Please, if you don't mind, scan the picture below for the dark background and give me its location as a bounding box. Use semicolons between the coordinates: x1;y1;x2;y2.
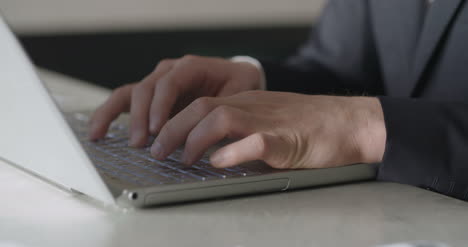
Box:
18;26;311;89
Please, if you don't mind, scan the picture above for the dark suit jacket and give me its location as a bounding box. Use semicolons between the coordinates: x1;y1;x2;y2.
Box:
262;0;468;200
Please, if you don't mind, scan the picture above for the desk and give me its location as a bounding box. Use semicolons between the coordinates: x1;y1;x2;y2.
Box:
1;69;467;247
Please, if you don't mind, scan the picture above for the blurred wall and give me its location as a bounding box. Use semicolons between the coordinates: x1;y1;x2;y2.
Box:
0;0;326;88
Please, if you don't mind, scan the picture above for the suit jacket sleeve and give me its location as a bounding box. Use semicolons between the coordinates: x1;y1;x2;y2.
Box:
378;97;468;200
261;0;384;95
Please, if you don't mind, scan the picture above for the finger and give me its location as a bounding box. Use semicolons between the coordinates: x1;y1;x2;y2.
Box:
129;60;175;147
150;96;219;160
182;106;260;165
88;84;133;140
147;72;179;134
209;132;291;169
128;81;154;147
148;56;214;134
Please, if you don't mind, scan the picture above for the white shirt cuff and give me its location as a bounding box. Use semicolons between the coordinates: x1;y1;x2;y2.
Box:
230;56;267;90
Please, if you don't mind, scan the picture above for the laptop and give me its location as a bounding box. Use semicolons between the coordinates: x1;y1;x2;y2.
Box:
0;14;377;208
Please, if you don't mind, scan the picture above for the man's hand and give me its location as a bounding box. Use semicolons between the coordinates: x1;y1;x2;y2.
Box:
89;55;263;146
151;91;387;169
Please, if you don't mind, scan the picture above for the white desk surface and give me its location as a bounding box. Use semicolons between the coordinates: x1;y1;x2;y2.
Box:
1;69;468;247
0;0;325;35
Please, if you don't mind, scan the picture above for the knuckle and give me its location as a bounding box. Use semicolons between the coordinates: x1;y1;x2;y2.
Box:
178;55;202;67
181;54;198;62
157;70;183;90
191;97;214;114
212;105;234;127
153;58;175;73
157;58;172;69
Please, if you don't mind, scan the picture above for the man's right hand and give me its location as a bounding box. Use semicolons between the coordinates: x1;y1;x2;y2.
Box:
88;55;263;147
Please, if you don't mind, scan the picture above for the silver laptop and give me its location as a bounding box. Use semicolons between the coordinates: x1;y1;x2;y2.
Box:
0;14;377;208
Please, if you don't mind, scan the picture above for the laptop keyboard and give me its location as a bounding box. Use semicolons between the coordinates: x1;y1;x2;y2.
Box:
66;113;267;187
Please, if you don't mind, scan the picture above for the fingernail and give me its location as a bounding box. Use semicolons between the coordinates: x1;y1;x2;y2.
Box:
151;141;164;159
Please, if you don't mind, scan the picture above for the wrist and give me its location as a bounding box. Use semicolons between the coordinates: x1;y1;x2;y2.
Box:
350;97;387;164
